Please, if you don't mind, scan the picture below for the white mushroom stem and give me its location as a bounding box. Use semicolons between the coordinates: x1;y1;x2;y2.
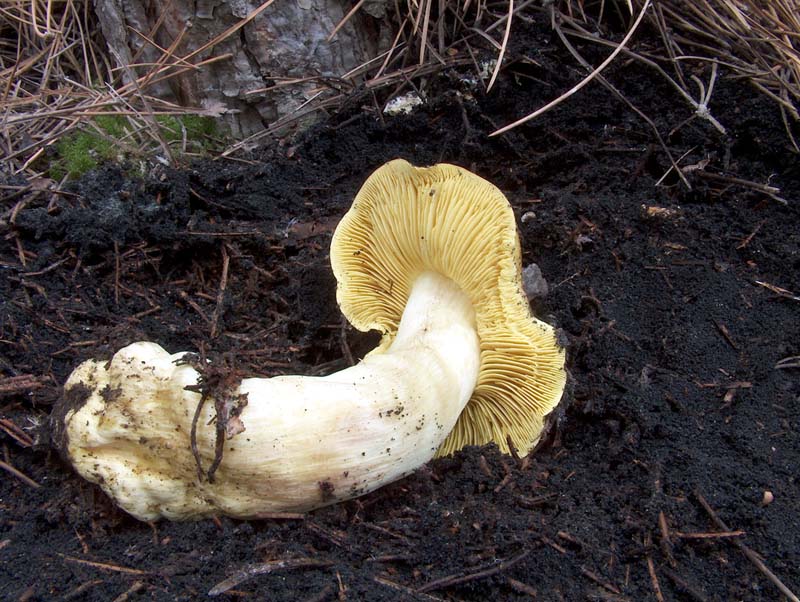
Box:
61;271;480;521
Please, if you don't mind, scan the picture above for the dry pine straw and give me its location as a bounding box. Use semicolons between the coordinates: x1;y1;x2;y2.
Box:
3;0;799;180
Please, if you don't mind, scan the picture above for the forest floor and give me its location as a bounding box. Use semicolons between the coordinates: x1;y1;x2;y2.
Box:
2;13;799;602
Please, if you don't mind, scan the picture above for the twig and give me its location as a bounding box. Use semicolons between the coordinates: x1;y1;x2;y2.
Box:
23;257;71;277
111;580;145;602
306;521;348;548
673;530;745;539
516;492;558;509
491;0;652;136
693;171;788;205
113;241;121;306
542;535;568;554
505;433;521;463
754;280;800;302
580;566;622;595
658;511;676;567
190;389;209;482
360;521;411;544
712;320;739;350
336;571;347;599
374;576;446;600
736;220;765;249
63;579;104;601
661;567;709;602
506;577;538;596
179;291;211;324
208;559;334;597
0;416;35;446
0;459;40;488
366;554;414;563
112;581;144;602
210;245;230;339
645;534;665;602
59;555;150;576
418;550;529;592
695;490;800;602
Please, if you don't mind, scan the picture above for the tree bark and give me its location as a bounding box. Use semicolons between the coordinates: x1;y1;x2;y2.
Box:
94;0;390;136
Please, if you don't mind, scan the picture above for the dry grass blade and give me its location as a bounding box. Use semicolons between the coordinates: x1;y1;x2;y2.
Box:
491;0;652;136
328;0;368;42
551;6;691;189
419;0;434;64
373;18;409;81
556;0;799;147
208;559;334;596
644;0;800;127
108;49;174;164
59;554;150;576
695;491;800;602
485;0;513;92
775;356;800;369
0;0;226;178
418;550;529;593
5;0;800;177
221;54;472;157
0;458;40;488
176;0;277;65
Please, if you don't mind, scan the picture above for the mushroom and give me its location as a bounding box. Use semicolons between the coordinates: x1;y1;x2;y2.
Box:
53;159;566;521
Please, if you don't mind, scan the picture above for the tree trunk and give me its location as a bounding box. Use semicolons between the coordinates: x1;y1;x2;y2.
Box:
94;0;390;136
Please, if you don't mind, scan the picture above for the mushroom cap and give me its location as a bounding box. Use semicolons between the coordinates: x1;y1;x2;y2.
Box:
330;159;566;456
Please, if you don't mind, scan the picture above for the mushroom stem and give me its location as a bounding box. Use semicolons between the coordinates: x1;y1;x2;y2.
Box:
58;271;480;521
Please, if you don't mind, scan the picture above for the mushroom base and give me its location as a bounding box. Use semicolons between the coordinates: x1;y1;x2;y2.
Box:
56;272;480;521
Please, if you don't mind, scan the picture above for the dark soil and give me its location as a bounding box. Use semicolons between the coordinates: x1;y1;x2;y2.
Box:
2;14;799;602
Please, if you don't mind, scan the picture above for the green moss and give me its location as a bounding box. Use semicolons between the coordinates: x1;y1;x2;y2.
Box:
50;129;117;180
156;114;218;146
47;114;225;180
94;114;128;138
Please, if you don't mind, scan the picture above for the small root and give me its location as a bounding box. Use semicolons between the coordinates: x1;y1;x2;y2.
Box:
182;352;249;483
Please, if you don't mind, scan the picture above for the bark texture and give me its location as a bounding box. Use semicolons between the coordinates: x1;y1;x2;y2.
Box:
94;0;390;135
